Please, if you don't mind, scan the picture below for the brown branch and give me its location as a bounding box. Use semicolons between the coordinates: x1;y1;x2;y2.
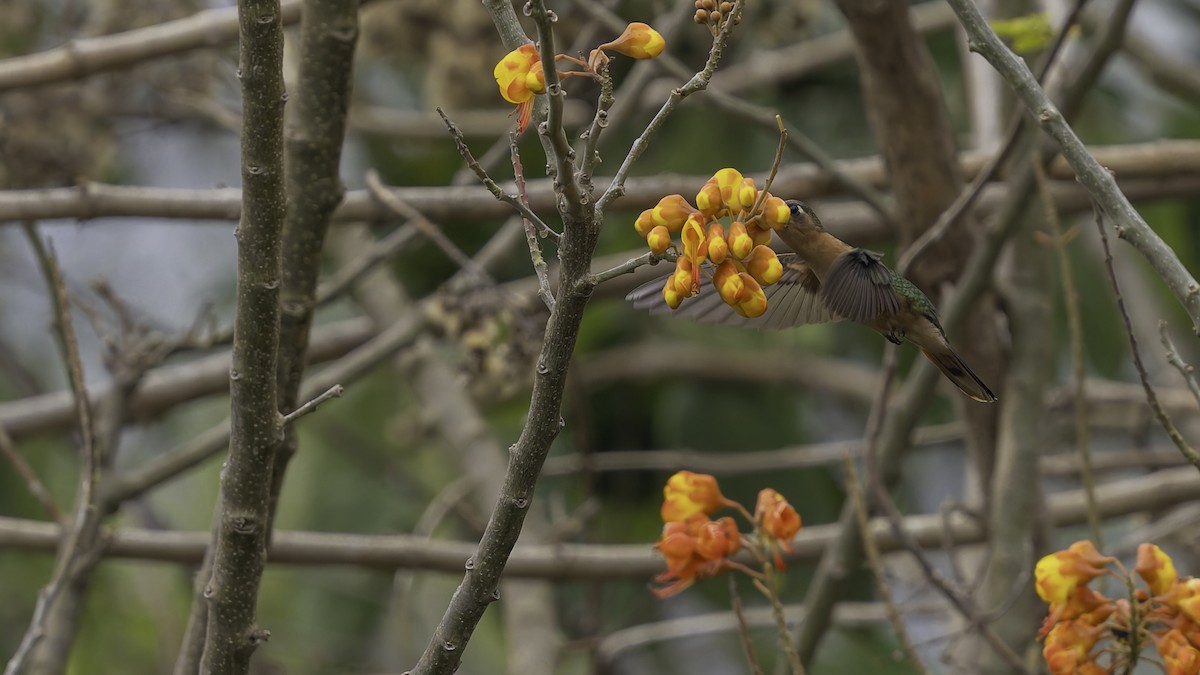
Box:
2;465;1197;572
195;0;287;670
1159;321;1200;408
1092;206;1200;470
0;2;303;92
0;317;372;441
947;0;1200;334
0;140;1199;224
0;423;61;522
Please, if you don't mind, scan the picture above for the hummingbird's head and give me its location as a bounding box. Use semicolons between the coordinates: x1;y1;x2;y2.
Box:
783;199;824;235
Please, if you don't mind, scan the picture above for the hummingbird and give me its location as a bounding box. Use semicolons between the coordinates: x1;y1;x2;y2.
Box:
627;199;998;402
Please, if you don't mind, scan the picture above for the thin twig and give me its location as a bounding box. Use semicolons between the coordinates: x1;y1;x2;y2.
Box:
728;575;766;675
7;224;98;675
1159;321;1200;408
946;0;1200;333
436;106;560;240
510;131;555;312
365;169;494;284
596;0;745;213
587;249;675;287
1091;205;1200;470
281;384;344;426
1033;158;1101;546
0;423;62;522
847;349;930;674
315;224;421;307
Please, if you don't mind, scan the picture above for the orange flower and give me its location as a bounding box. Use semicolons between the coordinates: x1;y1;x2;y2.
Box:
661;471;726;522
598;22;666;60
652;516;734;598
1155;629;1200;675
755;488;801;543
695;517;741;560
736;177;758;211
1035;540;1113;606
680;215;708;278
1042;618;1103;675
745;245;783;286
1136;543;1179;596
662;276;685;310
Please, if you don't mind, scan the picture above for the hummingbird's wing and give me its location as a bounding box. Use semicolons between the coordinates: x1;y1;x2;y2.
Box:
625;254;839;329
820;248;901;323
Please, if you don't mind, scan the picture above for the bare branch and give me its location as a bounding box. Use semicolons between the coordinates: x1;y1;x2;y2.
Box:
946;0;1200;334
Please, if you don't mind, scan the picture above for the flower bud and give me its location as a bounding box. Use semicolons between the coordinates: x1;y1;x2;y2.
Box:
733;273;767;318
712;260;744;305
705;223;728;264
737;177;758;211
746;245;783;286
661;471;726;521
727;221;753;259
662;277;684;309
755;488;801;542
713;168;744;210
761;195;789;229
695;179;724;217
746;222;773;247
634;208;657;238
673;256;698;296
646;225;672;255
652;194;695;232
600;22;666;60
1136;543;1178;596
696;517;741;560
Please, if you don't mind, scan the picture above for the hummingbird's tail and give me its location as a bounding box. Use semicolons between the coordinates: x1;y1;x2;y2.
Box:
920;347;998;403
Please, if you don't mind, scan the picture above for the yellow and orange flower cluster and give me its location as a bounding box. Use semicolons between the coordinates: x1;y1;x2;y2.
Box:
635;169;791;318
1036;540;1200;675
493;23;665;133
652;471;801;598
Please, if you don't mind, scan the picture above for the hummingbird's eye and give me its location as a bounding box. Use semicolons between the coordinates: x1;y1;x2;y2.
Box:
788;202;801;217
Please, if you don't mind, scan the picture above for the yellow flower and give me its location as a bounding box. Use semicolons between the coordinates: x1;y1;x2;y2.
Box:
713;168;744;211
494;44;546;105
1042;618;1103;675
661;471;726;522
733;273;767;318
646;225;671;255
712;261;744;305
736;177;757;211
726;220;752;259
695;179;724;217
745;245;783;286
1135;543;1178;596
705;223;728;264
634;209;657;238
1034;540;1113;606
662;276;685;309
599;22;666;60
760;195;790;229
652;194;696;232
